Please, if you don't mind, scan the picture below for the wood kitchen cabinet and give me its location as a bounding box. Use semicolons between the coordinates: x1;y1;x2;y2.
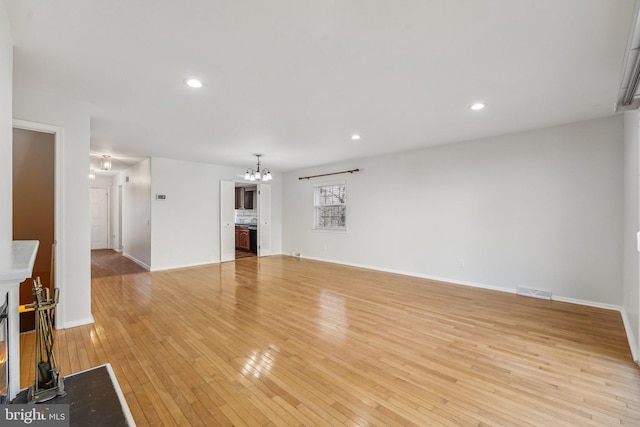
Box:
235;187;255;210
244;190;254;209
235;226;250;250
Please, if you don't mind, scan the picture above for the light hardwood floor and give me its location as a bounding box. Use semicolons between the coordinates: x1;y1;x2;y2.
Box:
20;255;640;426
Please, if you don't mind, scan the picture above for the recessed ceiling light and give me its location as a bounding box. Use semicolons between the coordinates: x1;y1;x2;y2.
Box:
185;78;203;88
470;102;486;110
351;134;361;141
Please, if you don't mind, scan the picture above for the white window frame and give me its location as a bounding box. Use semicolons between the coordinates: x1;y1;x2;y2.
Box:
313;182;347;231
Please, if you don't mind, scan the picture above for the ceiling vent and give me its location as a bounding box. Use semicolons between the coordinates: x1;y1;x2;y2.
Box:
616;2;640;111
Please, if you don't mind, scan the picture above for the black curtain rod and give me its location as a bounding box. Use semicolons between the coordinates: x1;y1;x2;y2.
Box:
298;168;360;180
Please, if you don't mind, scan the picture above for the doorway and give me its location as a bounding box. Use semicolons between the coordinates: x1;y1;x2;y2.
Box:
220;181;271;262
12;128;55;332
90;187;109;249
235;183;258;260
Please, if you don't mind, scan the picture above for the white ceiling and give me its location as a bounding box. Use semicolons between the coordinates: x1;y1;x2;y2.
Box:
5;0;637;172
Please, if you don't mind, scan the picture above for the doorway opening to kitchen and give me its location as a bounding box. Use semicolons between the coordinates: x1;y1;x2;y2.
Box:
234;183;258;259
220;180;271;262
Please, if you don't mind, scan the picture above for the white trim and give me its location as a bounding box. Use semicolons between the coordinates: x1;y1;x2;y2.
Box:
104;363;137;426
621;307;639;363
150;260;219;272
122;253;150;270
257;183;272;257
551;295;622;311
220;180;236;262
117;184;124;252
62;315;95;329
12;119;66;330
312;227;348;233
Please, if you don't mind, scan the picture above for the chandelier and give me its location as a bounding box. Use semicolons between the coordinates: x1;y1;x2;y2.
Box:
244;154;272;181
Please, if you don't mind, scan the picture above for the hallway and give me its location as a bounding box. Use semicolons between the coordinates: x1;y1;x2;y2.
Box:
91;250;147;278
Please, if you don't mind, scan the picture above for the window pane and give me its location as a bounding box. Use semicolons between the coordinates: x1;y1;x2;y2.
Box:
315;184;347;229
318;185;345;206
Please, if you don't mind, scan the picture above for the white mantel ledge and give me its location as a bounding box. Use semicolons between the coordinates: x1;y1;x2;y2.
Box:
0;240;39;285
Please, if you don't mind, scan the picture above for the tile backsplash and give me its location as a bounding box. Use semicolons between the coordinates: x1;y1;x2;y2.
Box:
235;210;257;224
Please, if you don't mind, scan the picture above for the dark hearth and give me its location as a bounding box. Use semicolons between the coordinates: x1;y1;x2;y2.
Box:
13;365;132;427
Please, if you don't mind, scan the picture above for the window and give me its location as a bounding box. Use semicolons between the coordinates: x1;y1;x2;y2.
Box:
314;184;346;230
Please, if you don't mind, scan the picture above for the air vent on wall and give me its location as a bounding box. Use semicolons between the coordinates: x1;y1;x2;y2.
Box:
517;286;552;300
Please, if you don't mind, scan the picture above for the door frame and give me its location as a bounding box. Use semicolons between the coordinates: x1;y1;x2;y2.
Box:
220;180;236;262
257;183;271;257
221;180;272;261
117;184;123;252
13;119;66;330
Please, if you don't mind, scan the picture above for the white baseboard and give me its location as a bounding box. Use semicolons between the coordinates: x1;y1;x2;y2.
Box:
551;295;621;311
63;315;95;329
150;260;220;272
122;253;150;270
621;307;639;363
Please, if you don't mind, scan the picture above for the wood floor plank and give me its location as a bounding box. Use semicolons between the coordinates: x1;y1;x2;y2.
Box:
18;255;640;426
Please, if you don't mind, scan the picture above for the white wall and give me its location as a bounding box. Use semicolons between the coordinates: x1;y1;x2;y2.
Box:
283;115;624;307
123;159;151;268
623;110;640;361
0;2;12;243
150;157;282;271
92;174;113;187
13;87;93;328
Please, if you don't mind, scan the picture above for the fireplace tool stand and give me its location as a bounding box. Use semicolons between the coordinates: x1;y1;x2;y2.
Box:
27;277;65;403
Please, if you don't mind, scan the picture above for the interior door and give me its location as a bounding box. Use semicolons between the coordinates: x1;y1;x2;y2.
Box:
258;184;272;256
220;180;235;262
90;187;109;249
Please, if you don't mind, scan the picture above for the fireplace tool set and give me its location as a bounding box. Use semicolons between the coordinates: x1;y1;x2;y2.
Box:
26;277;65;403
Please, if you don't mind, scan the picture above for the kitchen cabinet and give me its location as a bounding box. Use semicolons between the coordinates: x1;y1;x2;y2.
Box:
235;226;250;250
235;187;255;210
244;190;254;209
